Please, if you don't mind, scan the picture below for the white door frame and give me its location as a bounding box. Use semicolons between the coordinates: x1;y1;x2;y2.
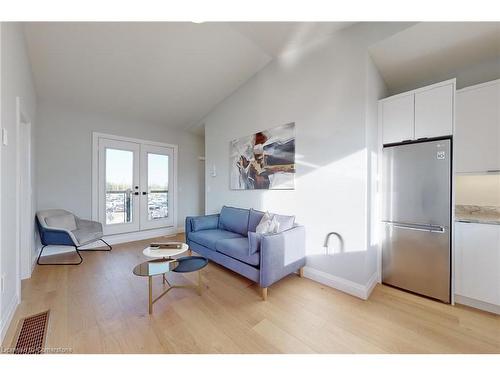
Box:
92;132;178;235
16;97;34;284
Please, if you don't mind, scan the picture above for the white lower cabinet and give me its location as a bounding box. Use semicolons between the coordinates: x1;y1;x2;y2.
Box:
455;222;500;310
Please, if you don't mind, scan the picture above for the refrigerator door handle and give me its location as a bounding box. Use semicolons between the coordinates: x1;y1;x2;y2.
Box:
383;221;446;233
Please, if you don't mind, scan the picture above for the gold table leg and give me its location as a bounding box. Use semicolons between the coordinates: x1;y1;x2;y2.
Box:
146;267;204;314
148;276;153;314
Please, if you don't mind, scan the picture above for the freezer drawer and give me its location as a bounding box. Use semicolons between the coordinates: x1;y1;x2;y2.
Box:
382;223;451;303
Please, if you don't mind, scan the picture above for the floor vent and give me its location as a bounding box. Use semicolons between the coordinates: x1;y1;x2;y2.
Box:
12;310;50;354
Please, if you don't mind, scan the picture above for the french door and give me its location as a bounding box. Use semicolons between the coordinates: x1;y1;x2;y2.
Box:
97;136;175;235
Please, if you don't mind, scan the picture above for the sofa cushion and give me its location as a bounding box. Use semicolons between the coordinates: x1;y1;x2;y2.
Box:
216;237;260;266
248;209;265;233
218;206;250;236
192;214;219;232
45;213;77;231
248;231;262;255
188;229;243;250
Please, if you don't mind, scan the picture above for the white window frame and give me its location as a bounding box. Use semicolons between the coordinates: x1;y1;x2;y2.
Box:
91;132;178;234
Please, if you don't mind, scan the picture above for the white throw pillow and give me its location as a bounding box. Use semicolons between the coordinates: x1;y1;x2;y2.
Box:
269;215;280;234
255;212;281;234
255;212;272;234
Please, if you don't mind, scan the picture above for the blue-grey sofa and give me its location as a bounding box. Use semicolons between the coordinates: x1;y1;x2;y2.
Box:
185;206;306;300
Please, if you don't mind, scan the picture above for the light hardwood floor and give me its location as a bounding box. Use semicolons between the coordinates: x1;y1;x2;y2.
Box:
3;234;499;354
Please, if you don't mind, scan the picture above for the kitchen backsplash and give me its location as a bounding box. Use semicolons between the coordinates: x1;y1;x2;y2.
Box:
455;174;500;207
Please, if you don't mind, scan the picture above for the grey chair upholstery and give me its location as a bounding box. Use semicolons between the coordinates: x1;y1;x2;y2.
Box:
36;209;111;265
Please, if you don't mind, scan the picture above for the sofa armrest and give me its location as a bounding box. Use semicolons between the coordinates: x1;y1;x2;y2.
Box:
259;225;306;288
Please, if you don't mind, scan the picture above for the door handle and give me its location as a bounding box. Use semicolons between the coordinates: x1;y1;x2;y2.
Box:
384;221;446;233
392;225;446;233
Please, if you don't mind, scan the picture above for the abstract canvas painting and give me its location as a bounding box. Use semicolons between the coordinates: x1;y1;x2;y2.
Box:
230;123;295;190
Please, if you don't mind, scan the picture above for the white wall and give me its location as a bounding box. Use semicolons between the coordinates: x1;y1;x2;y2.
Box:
203;23;409;291
35;100;205;231
366;55;388;282
0;22;37;342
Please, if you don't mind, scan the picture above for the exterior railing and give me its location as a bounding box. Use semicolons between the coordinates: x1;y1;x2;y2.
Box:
106;189;169;223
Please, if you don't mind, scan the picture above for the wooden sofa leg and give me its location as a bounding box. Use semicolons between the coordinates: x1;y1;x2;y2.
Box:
261;287;268;301
299;267;304;278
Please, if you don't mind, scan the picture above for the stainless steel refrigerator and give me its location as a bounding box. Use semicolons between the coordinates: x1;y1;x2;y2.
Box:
381;138;451;303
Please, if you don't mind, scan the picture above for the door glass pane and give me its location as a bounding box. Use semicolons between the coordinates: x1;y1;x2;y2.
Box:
148;153;169;220
105;148;133;224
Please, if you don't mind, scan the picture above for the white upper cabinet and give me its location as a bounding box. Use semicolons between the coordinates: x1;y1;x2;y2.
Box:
455;80;500;173
415;84;454;139
382;94;414;144
380;79;455;145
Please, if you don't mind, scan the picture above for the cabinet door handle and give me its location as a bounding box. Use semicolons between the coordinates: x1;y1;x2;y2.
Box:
487;169;500;173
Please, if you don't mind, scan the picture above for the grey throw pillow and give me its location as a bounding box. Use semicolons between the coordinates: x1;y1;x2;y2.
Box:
248;231;262;255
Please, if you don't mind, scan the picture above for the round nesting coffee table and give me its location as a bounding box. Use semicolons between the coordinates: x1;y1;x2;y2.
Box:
142;242;189;259
133;256;208;314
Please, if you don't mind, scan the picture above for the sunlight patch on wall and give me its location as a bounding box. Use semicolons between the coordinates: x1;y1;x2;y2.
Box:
262;148;369;256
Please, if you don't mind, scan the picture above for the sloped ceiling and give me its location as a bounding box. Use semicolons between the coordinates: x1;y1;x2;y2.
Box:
369;22;500;94
24;22;354;133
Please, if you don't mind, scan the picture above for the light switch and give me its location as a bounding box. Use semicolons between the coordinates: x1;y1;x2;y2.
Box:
2;128;7;146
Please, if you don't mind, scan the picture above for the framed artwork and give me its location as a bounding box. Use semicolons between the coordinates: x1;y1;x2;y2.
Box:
230;122;295;190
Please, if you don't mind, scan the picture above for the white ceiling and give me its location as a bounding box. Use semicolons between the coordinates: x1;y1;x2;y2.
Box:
369;22;500;94
24;22;353;133
227;22;355;57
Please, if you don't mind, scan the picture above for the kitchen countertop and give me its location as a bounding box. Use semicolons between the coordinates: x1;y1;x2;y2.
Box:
455;205;500;225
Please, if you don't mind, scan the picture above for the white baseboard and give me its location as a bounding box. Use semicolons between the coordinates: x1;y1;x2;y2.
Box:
98;226;180;246
455;294;500;315
0;293;20;345
364;272;379;299
303;267;379;300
